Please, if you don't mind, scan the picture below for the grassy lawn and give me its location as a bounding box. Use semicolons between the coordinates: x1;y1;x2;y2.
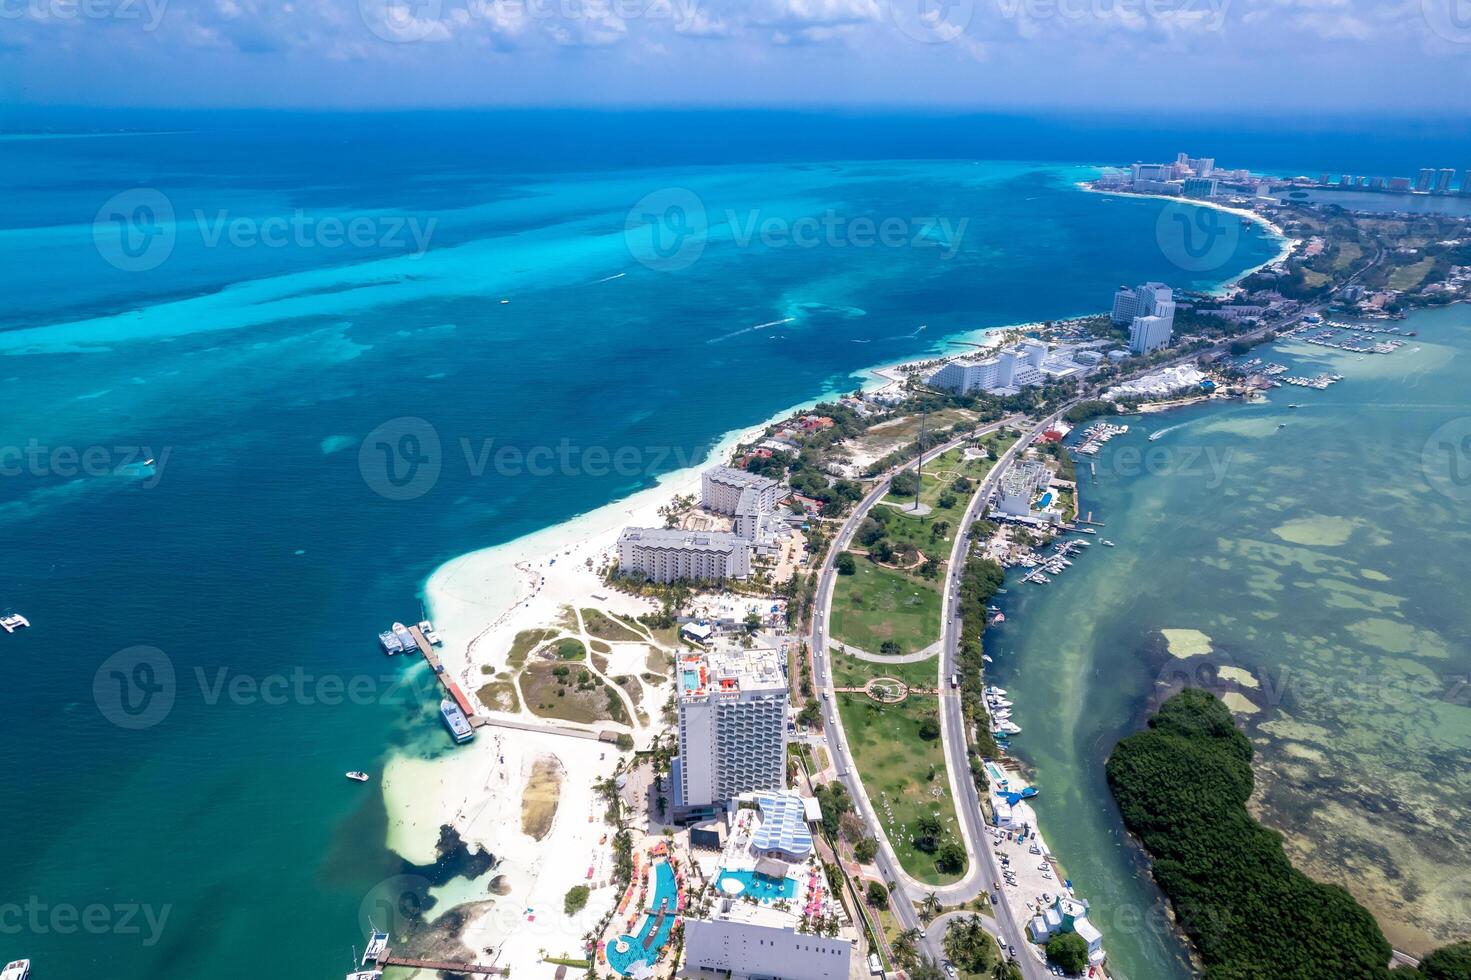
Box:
581;607;646;642
837;693;966;885
1333;241;1363;271
508;628;558;670
830;561;941;655
831;649;942;691
519;661;625;725
1389;256;1436;291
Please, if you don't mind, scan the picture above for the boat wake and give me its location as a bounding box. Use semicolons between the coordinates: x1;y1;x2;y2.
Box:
591;271;626;284
1149;422;1187;442
706;316;797;345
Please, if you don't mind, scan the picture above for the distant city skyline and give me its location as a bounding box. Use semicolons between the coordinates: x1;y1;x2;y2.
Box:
6;0;1471;109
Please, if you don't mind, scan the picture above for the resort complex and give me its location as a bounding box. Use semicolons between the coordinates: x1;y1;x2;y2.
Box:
673;647;789;817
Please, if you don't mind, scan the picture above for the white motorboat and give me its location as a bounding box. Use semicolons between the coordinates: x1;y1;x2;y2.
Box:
0;614;29;634
1;960;29;980
345;771;370;783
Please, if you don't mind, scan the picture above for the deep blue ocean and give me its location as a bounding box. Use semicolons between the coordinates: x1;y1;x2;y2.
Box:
0;110;1459;980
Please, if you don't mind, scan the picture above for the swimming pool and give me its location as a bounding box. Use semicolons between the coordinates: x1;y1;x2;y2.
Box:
716;868;797;901
607;860;679;976
1037;491;1054;508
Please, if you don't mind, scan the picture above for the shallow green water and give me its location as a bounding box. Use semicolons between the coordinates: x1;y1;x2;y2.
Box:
989;305;1471;976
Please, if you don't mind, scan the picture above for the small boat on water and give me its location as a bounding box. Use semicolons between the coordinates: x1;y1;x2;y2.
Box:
362;930;389;964
1102;540;1115;547
0;614;30;634
1;960;30;980
345;771;370;783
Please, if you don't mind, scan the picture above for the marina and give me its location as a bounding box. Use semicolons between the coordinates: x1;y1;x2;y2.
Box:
1071;422;1128;457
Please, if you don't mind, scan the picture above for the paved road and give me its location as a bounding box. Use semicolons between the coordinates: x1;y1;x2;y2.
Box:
807;416;1024;950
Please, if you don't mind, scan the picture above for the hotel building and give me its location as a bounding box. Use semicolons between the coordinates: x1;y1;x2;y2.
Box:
702;465;783;516
684;792;856;980
617;528;752;584
673;648;788;815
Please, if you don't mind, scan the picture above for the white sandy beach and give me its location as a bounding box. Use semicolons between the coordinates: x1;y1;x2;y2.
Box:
375;180;1300;976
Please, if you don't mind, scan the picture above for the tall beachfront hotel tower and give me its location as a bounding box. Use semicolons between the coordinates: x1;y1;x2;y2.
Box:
673;648;788;817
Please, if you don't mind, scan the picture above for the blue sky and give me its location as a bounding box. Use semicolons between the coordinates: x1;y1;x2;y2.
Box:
4;0;1471;109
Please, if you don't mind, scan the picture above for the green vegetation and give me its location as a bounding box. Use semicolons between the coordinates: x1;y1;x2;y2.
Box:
554;637;586;660
475;680;520;713
955;556;1007;761
1105;689;1454;979
836;692;965;884
519;661;622;725
866;880;889;908
1390;256;1437;291
836;552;857;575
581;607;645;642
564;885;590;916
943;914;1000;975
1419;942;1471;980
507;628;558;670
829;648;938;691
1045;933;1088;975
830;560;940;655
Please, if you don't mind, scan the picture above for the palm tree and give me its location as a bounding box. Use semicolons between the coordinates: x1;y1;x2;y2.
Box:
892;928;922;968
920;891;942;922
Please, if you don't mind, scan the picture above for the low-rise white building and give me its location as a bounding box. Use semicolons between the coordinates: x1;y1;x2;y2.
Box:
684;792;856;980
617;528;751;584
1027;895;1106;969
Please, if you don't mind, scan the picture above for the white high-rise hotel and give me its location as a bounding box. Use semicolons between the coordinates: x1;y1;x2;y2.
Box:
675;648;788;810
1112;282;1176;354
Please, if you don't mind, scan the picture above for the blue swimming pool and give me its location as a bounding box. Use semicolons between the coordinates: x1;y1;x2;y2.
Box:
607;860;679;976
1037;491;1054;508
716;868;797;901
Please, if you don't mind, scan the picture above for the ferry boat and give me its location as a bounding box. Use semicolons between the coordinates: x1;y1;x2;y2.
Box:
1;960;29;980
0;614;29;634
440;699;475;744
345;771;370;782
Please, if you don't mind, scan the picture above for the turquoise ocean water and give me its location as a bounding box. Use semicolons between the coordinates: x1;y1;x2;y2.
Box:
990;305;1471;973
0;110;1439;979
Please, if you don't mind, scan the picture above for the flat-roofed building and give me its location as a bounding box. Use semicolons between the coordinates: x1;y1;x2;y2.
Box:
617;528;751;584
674;649;787;812
702;465;783;516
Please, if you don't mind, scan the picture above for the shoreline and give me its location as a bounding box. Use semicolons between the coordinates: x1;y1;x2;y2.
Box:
378;178;1297;974
1076;183;1299;294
